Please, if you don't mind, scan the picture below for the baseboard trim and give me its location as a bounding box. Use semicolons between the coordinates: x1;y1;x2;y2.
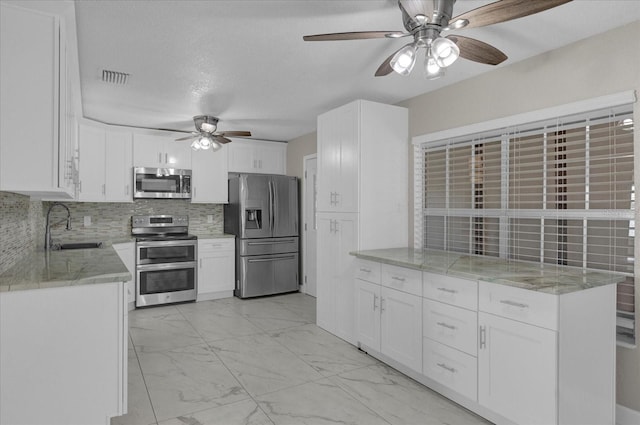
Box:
617;404;640;425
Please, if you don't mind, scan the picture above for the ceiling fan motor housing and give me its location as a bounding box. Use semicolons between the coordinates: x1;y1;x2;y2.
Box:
194;115;219;133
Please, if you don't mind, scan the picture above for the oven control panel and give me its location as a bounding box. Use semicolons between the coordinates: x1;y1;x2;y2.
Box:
132;215;189;228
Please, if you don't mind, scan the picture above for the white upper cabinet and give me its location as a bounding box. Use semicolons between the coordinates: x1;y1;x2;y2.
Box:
191;146;229;203
77;122;132;202
227;139;286;175
133;133;192;169
0;2;80;199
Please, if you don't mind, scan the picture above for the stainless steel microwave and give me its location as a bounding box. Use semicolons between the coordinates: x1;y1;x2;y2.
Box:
133;167;192;199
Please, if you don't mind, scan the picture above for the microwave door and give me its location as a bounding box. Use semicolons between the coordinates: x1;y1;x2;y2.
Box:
240;174;272;239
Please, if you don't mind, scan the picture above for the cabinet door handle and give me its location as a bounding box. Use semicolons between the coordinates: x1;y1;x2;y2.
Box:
499;300;529;309
334;192;339;205
359;268;371;273
479;325;486;349
102;184;106;195
437;287;458;294
193;187;197;198
437;363;456;373
380;297;385;312
165;153;168;164
125;184;129;195
158;152;162;163
391;276;406;282
373;294;378;311
436;321;456;330
199;258;202;268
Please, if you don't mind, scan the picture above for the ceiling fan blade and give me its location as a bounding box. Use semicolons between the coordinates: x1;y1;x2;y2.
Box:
450;0;572;30
303;31;406;41
214;135;233;145
218;130;251;137
447;35;507;65
175;134;198;142
374;52;396;77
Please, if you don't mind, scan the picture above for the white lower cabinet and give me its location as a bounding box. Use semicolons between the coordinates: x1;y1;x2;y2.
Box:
351;257;616;425
197;238;235;301
316;213;358;344
478;312;557;425
113;242;135;307
355;261;422;373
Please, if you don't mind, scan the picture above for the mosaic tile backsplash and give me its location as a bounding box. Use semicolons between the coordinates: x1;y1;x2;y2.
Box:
0;191;224;274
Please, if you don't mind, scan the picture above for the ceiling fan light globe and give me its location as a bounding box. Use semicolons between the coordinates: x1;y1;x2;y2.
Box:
201;122;216;133
425;53;445;80
390;43;417;76
432;37;459;68
198;136;213;149
211;141;223;152
190;140;201;151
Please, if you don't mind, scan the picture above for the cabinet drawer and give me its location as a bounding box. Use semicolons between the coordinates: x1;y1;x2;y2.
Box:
381;264;421;296
355;259;381;284
423;273;477;311
423;299;477;356
423;338;477;402
479;281;558;330
198;238;234;252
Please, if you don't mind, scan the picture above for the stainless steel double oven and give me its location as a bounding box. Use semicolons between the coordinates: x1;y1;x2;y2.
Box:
133;215;197;307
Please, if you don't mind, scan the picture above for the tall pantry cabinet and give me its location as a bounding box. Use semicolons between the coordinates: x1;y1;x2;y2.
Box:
316;100;408;344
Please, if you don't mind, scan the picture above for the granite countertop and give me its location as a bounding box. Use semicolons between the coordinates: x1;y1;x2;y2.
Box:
0;246;131;293
351;248;626;295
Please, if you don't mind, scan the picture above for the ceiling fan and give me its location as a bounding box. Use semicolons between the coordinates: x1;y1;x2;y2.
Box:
175;115;252;151
303;0;572;79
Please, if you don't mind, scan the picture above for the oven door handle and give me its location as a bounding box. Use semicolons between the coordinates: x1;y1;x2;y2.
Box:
136;261;197;272
136;240;197;249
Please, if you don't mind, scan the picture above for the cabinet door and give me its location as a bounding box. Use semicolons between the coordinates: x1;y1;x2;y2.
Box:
256;142;286;174
133;134;163;168
380;286;422;372
164;139;192;169
333;102;359;212
316;214;336;332
227;140;257;173
478;312;557;425
0;4;60;194
317;112;339;211
355;279;380;351
105;130;133;202
198;251;234;295
192;145;228;203
333;215;357;344
78;124;106;201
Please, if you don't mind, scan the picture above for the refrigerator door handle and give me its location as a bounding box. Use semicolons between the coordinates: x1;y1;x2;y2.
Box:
268;179;275;234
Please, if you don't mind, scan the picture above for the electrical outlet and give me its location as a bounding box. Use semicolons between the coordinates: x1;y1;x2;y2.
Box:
84;216;91;227
207;214;214;224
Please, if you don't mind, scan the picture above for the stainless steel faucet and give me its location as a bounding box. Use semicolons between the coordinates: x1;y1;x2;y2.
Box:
45;202;72;250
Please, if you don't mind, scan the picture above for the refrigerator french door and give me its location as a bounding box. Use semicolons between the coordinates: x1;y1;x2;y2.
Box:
225;173;299;298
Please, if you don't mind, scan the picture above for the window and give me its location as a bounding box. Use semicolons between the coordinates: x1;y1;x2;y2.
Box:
415;101;636;345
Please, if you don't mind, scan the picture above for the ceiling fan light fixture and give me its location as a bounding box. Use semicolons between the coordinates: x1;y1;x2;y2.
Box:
390;42;418;76
431;37;460;68
201;122;216;133
425;50;445;80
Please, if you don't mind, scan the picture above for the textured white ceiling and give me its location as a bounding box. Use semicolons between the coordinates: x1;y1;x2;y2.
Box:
75;1;640;142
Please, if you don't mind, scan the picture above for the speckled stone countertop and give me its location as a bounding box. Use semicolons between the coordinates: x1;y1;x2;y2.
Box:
351;248;626;295
0;246;131;293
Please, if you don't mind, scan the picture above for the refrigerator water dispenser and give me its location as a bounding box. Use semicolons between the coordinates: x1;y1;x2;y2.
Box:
245;209;262;229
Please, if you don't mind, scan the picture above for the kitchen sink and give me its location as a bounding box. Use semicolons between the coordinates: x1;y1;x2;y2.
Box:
57;242;104;250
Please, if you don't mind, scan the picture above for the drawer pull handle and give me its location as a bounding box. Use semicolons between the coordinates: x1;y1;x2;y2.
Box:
391;276;406;282
437;287;458;294
436;321;456;330
500;300;529;309
360;268;371;273
437;363;456;373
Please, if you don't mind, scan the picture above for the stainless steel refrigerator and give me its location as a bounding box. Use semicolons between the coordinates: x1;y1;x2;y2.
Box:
224;173;299;298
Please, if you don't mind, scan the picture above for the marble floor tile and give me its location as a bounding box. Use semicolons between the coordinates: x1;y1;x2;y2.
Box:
269;324;378;376
255;378;390;425
111;349;157;425
129;307;205;353
330;364;490;425
208;333;324;397
137;344;249;421
179;303;265;342
157;399;273;425
228;299;313;332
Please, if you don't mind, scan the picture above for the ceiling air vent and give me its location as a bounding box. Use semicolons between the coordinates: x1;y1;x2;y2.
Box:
101;69;130;85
